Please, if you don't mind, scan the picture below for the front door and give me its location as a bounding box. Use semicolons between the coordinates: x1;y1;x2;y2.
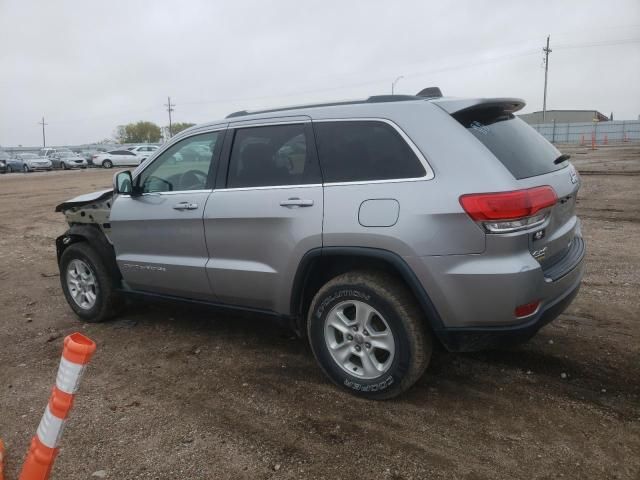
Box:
204;121;323;313
110;129;225;300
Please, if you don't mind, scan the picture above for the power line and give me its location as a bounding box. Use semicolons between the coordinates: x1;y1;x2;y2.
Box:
164;96;175;137
555;37;640;49
24;35;640;130
542;35;552;122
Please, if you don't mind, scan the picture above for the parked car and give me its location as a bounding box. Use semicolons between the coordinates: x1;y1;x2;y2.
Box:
39;148;59;158
127;145;159;160
54;90;585;399
15;153;52;172
51;151;87;170
0;151;10;173
80;150;99;166
4;155;23;173
92;150;141;168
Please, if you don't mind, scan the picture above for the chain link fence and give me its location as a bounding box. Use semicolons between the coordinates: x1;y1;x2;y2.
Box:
530;120;640;144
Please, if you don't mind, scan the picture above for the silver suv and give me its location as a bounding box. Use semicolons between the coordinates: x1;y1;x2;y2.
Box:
55;90;585;398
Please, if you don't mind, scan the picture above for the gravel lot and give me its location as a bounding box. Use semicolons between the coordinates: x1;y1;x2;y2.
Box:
1;145;639;479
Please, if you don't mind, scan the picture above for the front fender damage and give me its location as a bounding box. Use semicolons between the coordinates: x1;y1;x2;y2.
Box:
55;189;114;241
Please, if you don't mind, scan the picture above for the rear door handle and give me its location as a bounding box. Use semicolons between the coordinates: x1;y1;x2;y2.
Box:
279;197;314;208
173;202;199;210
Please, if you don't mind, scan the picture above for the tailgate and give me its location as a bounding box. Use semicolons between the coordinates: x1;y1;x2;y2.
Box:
522;163;583;277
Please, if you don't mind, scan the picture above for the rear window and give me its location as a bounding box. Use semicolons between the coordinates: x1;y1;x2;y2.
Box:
313;121;426;183
455;108;565;179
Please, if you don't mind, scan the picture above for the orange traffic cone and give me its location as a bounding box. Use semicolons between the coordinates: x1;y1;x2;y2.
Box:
1;438;5;480
19;333;96;480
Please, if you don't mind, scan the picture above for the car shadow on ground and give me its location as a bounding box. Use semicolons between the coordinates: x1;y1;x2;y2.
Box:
112;300;638;414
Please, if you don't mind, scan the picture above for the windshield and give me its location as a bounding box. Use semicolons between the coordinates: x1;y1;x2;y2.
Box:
454;108;566;179
19;153;39;159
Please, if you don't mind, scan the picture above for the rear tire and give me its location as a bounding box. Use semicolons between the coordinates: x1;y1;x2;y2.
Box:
59;243;123;323
102;159;113;169
307;270;432;399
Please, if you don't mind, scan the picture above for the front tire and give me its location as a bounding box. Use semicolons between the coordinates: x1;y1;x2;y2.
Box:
59;243;122;322
102;159;113;169
307;271;432;399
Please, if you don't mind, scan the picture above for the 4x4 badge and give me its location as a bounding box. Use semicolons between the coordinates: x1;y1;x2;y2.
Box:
569;166;579;184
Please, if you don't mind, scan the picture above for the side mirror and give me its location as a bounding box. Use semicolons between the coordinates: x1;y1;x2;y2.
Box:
113;170;138;196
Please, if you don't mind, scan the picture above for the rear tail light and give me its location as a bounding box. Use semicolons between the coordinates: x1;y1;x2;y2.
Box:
515;300;540;318
460;186;557;233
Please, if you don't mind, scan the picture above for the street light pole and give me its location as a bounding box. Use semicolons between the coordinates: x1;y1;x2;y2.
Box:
391;76;404;95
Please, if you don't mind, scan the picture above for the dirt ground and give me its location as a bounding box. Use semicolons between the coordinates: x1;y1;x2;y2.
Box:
0;144;638;480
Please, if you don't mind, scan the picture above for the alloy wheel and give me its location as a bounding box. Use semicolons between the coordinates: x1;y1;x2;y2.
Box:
66;259;98;310
324;300;396;379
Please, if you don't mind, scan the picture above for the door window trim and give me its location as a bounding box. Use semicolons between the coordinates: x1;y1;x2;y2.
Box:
217;120;322;191
128;127;228;196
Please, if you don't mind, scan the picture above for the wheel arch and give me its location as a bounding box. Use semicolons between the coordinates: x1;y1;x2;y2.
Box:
56;224;122;282
290;247;445;338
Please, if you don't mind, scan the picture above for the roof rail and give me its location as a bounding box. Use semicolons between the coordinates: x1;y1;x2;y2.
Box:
225;95;426;119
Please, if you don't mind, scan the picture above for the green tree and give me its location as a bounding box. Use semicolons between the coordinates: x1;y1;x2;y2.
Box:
170;122;196;136
115;121;162;143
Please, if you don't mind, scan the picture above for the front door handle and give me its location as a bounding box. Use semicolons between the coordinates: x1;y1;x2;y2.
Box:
279;197;314;208
173;202;199;210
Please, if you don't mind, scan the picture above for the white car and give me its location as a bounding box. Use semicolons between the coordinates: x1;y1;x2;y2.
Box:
92;150;142;168
127;145;159;160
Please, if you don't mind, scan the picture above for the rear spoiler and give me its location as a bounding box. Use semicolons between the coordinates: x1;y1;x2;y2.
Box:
432;97;525;115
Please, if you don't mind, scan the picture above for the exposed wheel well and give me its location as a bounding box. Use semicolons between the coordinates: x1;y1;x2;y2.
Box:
291;248;444;338
56;224;122;283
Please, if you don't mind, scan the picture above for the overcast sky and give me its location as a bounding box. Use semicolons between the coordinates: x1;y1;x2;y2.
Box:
1;0;639;147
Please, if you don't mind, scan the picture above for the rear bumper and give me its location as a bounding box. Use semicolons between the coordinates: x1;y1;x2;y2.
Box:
405;228;585;351
435;274;581;351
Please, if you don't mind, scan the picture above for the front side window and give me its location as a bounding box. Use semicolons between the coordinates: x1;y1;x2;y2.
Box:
313;121;426;183
137;131;220;193
227;124;320;188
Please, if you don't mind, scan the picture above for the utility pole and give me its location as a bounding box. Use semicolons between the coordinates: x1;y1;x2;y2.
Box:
164;97;175;138
38;116;48;148
391;76;404;95
542;35;552;122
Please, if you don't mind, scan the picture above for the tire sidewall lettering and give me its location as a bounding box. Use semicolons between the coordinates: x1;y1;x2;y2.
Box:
310;284;411;396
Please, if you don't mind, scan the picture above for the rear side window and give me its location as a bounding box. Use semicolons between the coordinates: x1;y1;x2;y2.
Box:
455;108;565;179
313;121;425;183
227;124;321;188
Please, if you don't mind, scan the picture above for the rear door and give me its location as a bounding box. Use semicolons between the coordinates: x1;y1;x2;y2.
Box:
109;129;225;300
203;119;323;312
